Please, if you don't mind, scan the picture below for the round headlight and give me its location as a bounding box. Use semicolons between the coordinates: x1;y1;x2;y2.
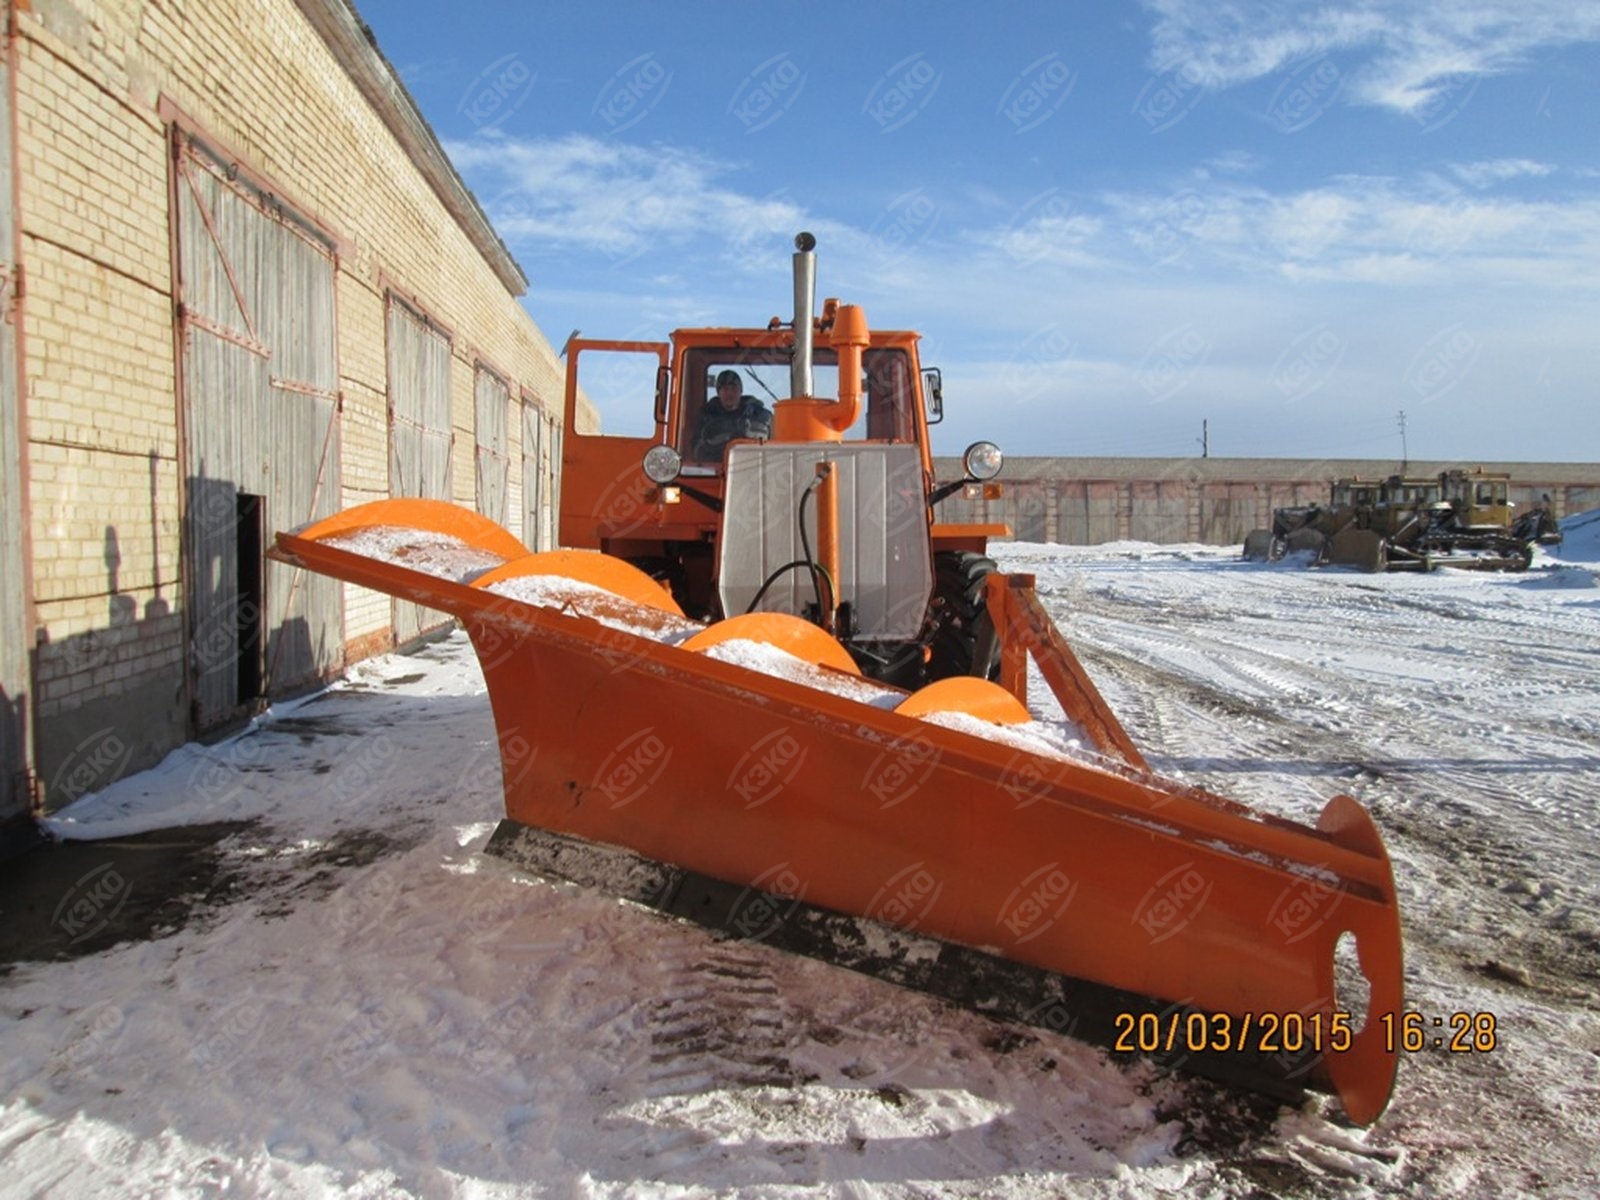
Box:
642;444;682;484
963;441;1003;481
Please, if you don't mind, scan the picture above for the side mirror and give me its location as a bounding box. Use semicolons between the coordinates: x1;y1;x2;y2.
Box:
923;367;944;425
654;365;671;428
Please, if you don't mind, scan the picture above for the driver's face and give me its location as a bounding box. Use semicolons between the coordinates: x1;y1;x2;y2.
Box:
715;381;741;410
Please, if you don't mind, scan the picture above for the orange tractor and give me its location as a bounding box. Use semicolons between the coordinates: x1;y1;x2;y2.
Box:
559;231;1010;688
270;234;1403;1123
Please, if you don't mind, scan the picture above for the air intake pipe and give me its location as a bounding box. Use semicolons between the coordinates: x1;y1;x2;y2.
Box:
774;233;868;443
791;231;815;401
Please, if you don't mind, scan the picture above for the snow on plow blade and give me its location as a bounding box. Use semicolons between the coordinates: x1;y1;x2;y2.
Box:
270;499;1404;1124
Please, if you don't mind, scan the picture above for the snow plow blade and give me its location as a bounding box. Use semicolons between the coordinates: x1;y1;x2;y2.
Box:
270;499;1404;1124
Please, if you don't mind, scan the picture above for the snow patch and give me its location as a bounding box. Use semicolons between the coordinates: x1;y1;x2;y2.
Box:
1517;564;1598;590
695;637;904;707
484;571;702;641
1551;506;1600;563
322;525;506;583
916;708;1097;767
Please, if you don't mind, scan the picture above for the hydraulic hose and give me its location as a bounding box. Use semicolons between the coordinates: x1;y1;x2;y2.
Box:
742;475;835;622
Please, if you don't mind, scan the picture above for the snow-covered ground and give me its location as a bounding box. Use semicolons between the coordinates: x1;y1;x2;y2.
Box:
5;518;1600;1198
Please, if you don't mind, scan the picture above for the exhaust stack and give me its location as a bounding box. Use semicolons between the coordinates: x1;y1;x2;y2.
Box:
791;231;816;399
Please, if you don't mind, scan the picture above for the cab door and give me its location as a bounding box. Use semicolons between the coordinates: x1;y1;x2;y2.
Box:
559;339;670;550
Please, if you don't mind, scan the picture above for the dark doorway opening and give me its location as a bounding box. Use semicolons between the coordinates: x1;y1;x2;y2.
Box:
236;494;264;706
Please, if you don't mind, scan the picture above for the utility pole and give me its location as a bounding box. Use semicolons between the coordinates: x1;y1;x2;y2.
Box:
1397;410;1408;471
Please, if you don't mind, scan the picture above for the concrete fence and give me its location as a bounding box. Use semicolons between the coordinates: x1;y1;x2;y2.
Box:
932;457;1600;547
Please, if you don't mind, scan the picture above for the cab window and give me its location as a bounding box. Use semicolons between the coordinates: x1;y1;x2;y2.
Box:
677;346;914;463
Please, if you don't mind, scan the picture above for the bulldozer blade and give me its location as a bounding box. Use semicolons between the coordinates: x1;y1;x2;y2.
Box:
1329;528;1387;573
1284;528;1327;560
270;498;1404;1125
1241;529;1277;562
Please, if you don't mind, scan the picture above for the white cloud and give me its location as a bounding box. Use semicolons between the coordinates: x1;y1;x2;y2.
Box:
968;211;1109;270
1201;150;1266;176
1140;0;1600;116
445;132;812;264
451;130;1600;323
1087;174;1600;287
1448;158;1556;188
444;129;1599;457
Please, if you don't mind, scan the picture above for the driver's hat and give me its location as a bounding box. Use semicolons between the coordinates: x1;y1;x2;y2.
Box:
715;369;741;388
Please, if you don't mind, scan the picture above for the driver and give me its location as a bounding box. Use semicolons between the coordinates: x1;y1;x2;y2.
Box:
692;369;772;461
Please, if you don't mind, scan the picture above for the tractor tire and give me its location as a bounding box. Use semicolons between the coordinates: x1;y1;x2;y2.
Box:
625;555;691;613
928;551;1001;683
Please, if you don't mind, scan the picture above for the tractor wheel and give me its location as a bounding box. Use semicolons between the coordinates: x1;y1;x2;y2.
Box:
625;555;690;613
927;551;1001;683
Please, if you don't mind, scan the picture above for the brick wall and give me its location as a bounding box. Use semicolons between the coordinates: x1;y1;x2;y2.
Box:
17;0;570;806
934;457;1600;546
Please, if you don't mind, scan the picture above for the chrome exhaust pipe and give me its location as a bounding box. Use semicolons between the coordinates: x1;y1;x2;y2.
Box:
791;231;816;399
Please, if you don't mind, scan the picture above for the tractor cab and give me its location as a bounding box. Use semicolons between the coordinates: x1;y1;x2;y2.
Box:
1331;478;1381;509
1439;469;1513;531
667;335;927;472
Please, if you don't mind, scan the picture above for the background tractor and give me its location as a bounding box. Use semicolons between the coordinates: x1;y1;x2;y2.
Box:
1245;469;1553;572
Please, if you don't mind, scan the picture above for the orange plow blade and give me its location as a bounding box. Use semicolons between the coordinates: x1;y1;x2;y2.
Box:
270;499;1403;1124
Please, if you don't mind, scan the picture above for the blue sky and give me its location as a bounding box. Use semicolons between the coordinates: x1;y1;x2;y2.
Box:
361;1;1600;463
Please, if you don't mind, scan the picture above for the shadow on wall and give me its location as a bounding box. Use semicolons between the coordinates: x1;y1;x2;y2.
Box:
30;476;320;814
31;517;186;814
27;448;196;813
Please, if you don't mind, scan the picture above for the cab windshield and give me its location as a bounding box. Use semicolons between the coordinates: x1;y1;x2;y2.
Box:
678;347;915;465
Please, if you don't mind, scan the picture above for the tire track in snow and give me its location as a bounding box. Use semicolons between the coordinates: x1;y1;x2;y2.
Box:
545;905;825;1178
1055;571;1600;766
1038;561;1600;1004
642;942;802;1096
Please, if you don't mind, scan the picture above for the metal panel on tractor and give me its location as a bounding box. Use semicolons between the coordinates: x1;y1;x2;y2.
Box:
719;443;932;640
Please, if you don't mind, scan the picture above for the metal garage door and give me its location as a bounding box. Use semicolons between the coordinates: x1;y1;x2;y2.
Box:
386;296;452;643
522;399;559;551
174;133;342;732
474;365;509;526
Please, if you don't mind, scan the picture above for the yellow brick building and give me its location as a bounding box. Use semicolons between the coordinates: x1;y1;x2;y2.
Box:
0;0;578;842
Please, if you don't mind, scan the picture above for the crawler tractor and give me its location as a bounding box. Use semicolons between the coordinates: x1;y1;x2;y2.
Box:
1431;469;1561;564
1241;477;1382;565
1245;469;1551;572
272;235;1404;1123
